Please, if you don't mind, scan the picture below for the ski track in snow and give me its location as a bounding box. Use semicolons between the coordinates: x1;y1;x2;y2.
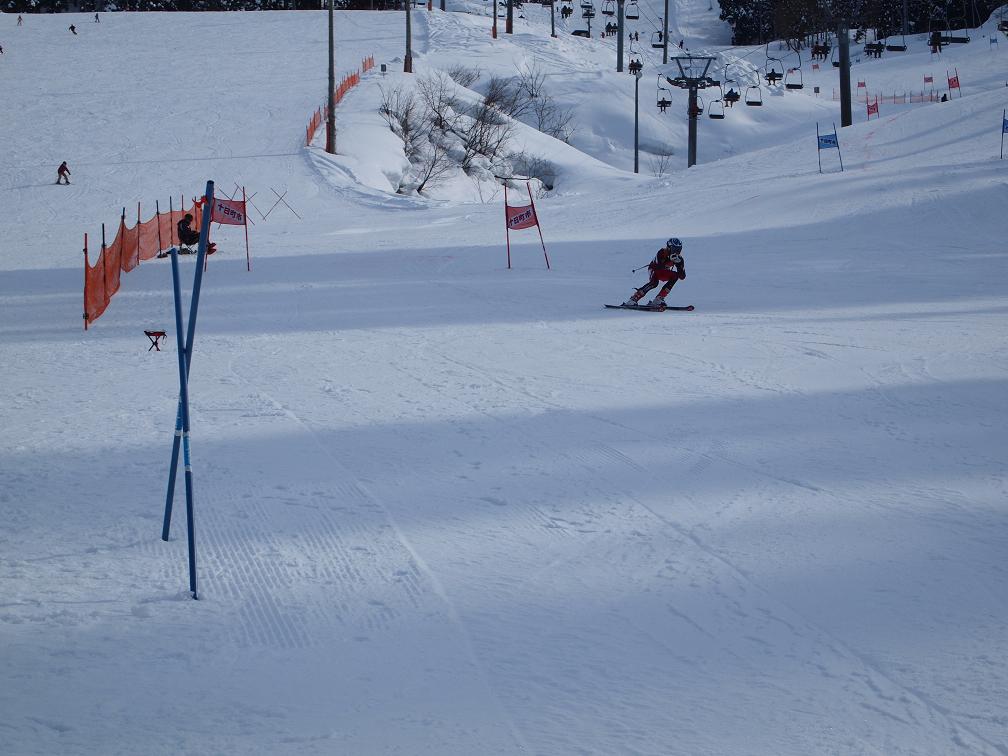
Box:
221;349;533;751
401;334;1003;754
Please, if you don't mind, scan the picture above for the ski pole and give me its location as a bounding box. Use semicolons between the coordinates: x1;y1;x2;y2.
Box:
632;261;652;273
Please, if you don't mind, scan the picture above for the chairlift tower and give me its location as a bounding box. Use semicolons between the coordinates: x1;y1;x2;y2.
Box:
837;26;851;127
663;0;669;63
326;0;336;153
616;0;625;72
665;56;717;167
405;0;413;72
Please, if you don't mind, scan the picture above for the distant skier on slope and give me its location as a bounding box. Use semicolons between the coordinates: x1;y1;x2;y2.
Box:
623;237;686;309
56;161;71;184
69;24;77;35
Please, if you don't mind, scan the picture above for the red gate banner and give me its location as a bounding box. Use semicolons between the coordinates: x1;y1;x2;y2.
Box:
503;181;550;270
211;197;246;226
867;97;879;118
506;203;538;230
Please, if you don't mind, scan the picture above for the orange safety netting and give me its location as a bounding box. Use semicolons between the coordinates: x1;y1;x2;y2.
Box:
305;55;376;146
83;199;205;329
832;88;942;104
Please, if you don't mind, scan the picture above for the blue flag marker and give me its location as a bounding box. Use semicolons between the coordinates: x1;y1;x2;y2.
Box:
817;123;844;173
818;134;840;150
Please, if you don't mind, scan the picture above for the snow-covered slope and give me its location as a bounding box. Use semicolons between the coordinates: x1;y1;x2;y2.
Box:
1;6;1007;756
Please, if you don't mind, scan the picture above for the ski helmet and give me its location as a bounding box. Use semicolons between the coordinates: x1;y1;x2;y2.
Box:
667;238;682;252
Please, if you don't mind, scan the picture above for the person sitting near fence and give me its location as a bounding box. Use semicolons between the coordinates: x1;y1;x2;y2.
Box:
176;214;216;255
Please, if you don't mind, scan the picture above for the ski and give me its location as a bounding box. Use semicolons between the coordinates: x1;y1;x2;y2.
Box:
156;246;198;259
605;304;694;312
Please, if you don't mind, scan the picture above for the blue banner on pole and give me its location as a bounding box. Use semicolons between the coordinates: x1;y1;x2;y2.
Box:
818;133;840;150
1003;116;1008;134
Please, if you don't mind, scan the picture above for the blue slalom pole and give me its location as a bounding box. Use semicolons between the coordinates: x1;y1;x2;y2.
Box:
835;122;844;172
162;404;183;541
169;245;198;599
817;123;823;173
163;181;214;599
162;183;215;542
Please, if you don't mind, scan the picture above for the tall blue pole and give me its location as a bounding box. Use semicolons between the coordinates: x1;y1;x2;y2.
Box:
163;405;182;541
163;183;216;541
162;180;214;599
169;247;197;599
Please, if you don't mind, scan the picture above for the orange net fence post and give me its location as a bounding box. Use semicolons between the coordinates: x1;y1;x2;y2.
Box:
83;221;122;327
105;220;123;306
304;54;374;148
137;205;162;263
121;206;139;273
83;189;218;328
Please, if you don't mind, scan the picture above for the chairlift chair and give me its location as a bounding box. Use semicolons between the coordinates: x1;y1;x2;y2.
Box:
601;0;615;15
745;83;763;106
708;98;725;119
625;0;639;20
721;66;740;107
944;17;970;43
628;39;644;74
657;76;673;113
784;67;803;89
885;33;908;51
580;0;591;8
765;43;785;83
764;60;784;85
651;30;664;49
724;88;741;106
624;38;641;69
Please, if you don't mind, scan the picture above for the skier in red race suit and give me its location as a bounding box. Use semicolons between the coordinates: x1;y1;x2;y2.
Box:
623;238;686;309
